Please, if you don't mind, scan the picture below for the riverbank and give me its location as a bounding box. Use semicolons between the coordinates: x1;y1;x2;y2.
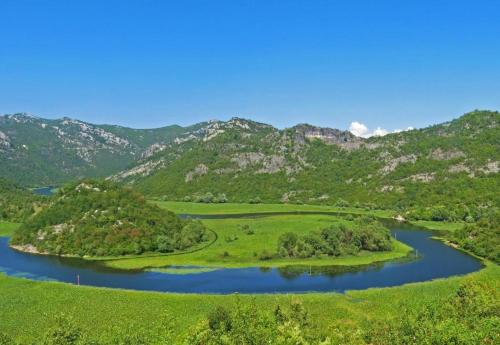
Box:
0;261;497;343
102;213;412;270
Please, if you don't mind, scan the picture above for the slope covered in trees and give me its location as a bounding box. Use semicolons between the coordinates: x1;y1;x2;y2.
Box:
114;111;499;214
0;113;205;186
10;180;208;257
0;178;44;222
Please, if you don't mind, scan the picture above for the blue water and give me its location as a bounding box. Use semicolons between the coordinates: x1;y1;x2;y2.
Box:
32;186;56;196
0;221;482;294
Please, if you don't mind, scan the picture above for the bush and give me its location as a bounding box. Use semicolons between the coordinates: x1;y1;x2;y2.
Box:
277;219;392;259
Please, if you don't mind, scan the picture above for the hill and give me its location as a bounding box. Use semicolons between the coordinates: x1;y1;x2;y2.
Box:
0;113;204;186
113;111;499;214
10;180;208;257
0;178;45;222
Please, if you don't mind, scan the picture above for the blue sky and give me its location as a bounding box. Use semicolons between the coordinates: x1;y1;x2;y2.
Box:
1;1;499;133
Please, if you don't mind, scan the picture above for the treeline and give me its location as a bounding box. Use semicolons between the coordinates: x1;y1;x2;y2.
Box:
407;204;500;263
0;178;44;222
276;218;392;259
0;279;496;344
452;208;499;263
10;180;208;257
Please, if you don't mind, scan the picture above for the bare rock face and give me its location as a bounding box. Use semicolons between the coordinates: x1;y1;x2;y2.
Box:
231;152;266;169
292;124;364;149
380;154;417;174
429;148;465;160
185;163;209;182
0;130;10;149
142;143;168;159
479;161;499;174
406;173;435;183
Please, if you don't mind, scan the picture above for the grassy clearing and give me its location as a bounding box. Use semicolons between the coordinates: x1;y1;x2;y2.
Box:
147;267;220;275
104;214;411;269
0;263;497;343
154;201;395;218
410;220;465;232
0;222;21;236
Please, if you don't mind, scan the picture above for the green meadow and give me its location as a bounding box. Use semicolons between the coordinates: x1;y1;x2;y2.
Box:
0;262;497;344
104;213;411;270
0;222;20;236
154;200;396;218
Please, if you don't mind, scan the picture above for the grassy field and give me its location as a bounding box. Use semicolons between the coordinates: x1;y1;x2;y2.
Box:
0;263;497;343
0;222;21;236
104;214;411;269
154;200;396;218
410;220;465;232
0;203;496;343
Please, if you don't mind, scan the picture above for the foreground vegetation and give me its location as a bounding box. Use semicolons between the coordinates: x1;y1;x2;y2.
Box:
0;263;497;344
11;180;208;257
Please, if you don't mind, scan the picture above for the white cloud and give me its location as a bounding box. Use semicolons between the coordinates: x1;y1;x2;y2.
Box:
393;126;414;133
349;121;370;137
349;122;413;138
371;127;389;137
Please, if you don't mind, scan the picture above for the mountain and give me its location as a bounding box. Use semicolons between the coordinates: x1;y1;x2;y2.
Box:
113;111;500;212
0;113;204;186
2;111;499;215
10;180;208;257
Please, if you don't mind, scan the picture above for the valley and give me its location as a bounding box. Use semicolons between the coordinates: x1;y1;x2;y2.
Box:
0;111;498;344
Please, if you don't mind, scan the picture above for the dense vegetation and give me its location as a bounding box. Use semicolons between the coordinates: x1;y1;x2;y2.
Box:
10;180;208;257
451;208;500;263
0;178;43;222
126;111;499;211
101;213;409;270
0;268;497;344
0;113;205;185
277;217;392;259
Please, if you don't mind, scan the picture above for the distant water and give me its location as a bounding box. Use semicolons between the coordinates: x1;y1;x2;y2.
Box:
32;186;56;196
0;218;483;294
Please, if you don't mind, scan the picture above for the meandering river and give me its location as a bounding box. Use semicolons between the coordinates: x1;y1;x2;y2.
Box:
0;215;482;294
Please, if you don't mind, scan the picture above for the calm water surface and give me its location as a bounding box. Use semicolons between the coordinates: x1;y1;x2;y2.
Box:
0;217;482;294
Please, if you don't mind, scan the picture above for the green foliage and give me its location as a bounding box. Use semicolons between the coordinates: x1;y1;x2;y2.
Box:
42;315;81;345
0;113;205;186
188;299;321;345
277;218;392;259
10;180;208;257
366;279;500;345
0;178;44;222
132;111;499;216
452;208;500;263
239;224;254;235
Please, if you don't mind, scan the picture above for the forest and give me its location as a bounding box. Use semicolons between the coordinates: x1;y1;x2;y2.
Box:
10;180;208;257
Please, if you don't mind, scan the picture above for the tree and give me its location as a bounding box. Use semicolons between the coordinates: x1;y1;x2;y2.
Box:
278;232;298;256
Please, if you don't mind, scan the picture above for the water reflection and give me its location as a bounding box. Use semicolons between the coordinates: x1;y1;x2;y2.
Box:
0;220;483;294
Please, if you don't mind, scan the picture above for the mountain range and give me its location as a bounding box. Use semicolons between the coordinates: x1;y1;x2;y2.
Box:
1;110;499;209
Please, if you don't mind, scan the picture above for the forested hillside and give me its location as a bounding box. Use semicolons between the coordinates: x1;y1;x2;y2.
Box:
114;111;499;214
0;113;204;185
10;180;208;257
0;178;45;222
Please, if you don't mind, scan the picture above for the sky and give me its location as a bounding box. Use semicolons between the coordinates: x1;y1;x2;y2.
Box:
1;1;500;134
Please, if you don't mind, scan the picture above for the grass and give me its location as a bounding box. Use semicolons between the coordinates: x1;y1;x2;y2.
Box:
154;201;395;218
410;220;465;232
103;214;411;269
0;222;21;236
0;262;497;343
147;267;220;275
